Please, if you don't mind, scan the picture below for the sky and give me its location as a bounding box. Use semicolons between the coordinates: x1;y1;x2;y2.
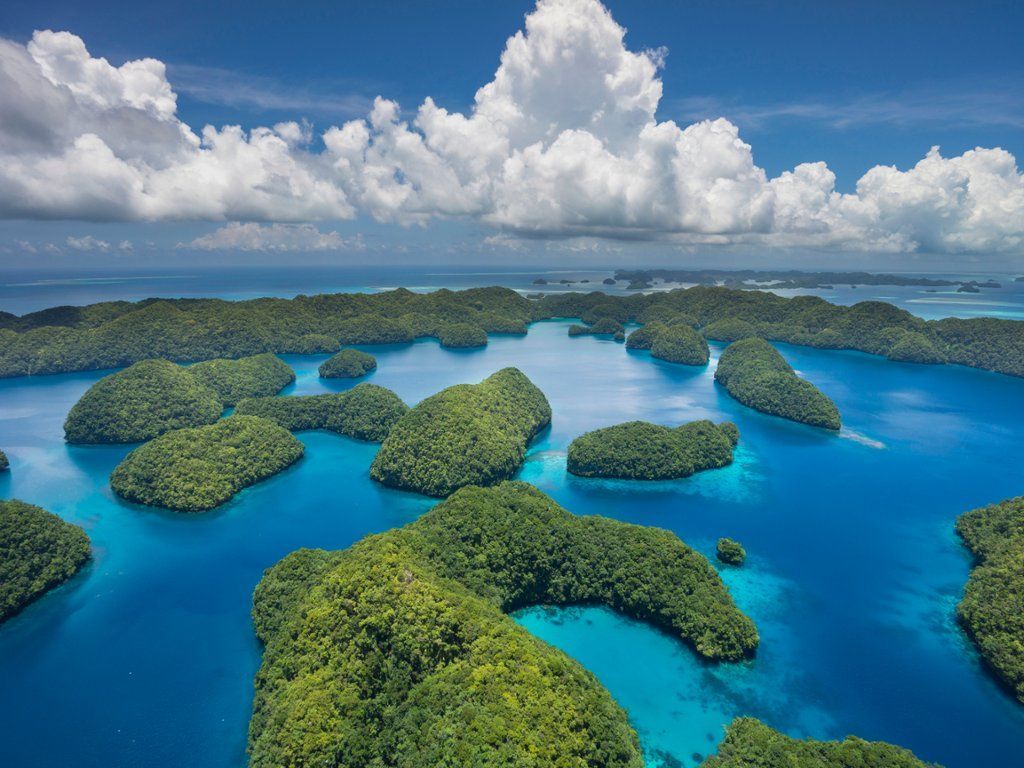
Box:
0;0;1022;271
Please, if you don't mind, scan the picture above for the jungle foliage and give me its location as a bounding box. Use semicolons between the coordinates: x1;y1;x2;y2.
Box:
0;499;91;623
109;415;304;512
567;420;738;480
318;348;377;378
248;482;758;768
715;338;841;430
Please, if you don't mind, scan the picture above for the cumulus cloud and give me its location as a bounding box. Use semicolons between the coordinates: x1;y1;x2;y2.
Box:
66;234;111;251
0;0;1021;256
184;222;364;252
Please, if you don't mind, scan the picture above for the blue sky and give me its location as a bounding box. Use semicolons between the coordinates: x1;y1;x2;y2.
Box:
0;0;1022;270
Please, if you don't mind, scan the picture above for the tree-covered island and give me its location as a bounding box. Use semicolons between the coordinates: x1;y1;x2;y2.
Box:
717;538;746;565
317;348;377;378
248;482;758;767
235;383;408;441
370;368;551;496
0;449;8;472
1;499;91;623
567;420;738;480
651;323;711;365
715;338;841;430
187;353;295;406
956;496;1024;705
109;415;304;512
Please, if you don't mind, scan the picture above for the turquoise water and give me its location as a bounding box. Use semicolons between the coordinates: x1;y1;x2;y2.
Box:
2;320;1024;767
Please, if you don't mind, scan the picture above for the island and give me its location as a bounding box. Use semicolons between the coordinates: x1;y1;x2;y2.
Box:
603;277;617;285
438;321;488;348
235;383;408;441
716;538;746;565
0;449;7;472
64;359;223;444
1;499;91;623
612;267;960;290
370;368;551;496
109;415;304;512
701;317;757;342
248;482;758;768
652;324;710;365
625;321;668;350
567;420;738;480
283;333;340;354
956;496;1024;704
187;353;295;405
702;717;936;767
5;284;1024;380
715;338;841;430
568;317;624;336
318;348;377;378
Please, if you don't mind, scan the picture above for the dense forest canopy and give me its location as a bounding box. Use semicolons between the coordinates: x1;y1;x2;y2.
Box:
249;482;756;768
235;383;407;441
370;368;551;497
110;415;304;512
0;499;91;623
715;338;842;430
956;496;1024;704
2;285;1023;378
187;353;295;406
567;420;738;480
318;348;377;378
0;449;7;472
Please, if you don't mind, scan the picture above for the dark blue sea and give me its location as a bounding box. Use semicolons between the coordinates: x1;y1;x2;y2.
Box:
1;268;1024;767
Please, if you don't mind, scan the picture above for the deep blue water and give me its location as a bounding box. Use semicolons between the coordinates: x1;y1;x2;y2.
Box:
2;320;1024;767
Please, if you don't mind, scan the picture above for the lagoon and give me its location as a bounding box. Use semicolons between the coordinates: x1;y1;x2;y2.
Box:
1;317;1023;767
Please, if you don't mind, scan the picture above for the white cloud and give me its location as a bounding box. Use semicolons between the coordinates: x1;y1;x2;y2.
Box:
66;234;111;251
184;222;364;252
0;0;1021;256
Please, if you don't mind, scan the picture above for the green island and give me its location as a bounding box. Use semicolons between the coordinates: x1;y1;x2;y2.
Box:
438;321;488;348
109;415;304;512
370;368;551;497
0;449;8;472
715;338;841;430
955;496;1024;704
63;359;223;444
567;420;738;480
318;348;377;378
717;538;746;565
702;717;938;767
248;482;758;768
568;317;625;336
1;499;91;623
235;383;408;441
4;284;1024;379
651;323;711;365
702;317;758;342
187;353;295;406
280;333;340;354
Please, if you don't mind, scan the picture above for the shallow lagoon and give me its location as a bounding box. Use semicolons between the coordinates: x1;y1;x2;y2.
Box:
1;320;1023;767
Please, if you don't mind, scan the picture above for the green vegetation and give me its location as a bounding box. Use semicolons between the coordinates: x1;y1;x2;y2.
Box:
0;449;7;472
318;348;377;378
955;496;1024;704
370;368;551;497
110;415;304;512
626;321;667;350
188;354;295;406
280;333;339;354
717;538;746;565
715;338;841;430
438;321;488;348
568;317;624;336
0;499;91;623
64;359;223;444
567;420;738;480
235;384;408;441
701;717;938;767
6;284;1024;379
702;317;757;342
249;482;757;767
651;324;710;365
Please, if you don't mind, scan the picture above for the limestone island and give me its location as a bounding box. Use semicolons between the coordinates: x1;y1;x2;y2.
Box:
567;420;738;480
568;317;624;336
318;348;377;378
716;538;746;565
701;317;757;342
652;324;710;365
64;354;295;444
248;482;758;768
370;368;550;497
715;338;841;430
0;448;8;472
235;383;408;441
703;717;937;767
1;499;91;624
110;415;304;512
956;496;1024;705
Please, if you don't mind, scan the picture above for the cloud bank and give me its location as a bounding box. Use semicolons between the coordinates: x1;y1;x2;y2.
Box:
0;0;1021;256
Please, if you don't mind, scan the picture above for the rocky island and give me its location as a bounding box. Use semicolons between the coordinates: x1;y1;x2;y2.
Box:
318;348;377;378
